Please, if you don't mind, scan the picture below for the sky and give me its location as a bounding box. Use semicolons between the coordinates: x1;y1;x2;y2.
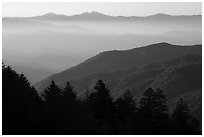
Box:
2;2;202;17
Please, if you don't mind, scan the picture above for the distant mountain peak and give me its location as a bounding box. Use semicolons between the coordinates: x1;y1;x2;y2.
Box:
146;42;176;48
154;13;170;16
40;12;68;18
148;13;202;18
152;42;172;46
43;12;59;17
80;11;108;17
147;13;172;18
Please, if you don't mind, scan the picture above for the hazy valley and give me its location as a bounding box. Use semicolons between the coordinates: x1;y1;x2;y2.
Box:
3;12;202;83
2;6;202;134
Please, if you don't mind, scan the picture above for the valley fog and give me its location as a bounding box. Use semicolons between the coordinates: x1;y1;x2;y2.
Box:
2;13;202;83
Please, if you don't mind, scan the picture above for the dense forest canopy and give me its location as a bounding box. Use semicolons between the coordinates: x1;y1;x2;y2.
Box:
2;64;201;135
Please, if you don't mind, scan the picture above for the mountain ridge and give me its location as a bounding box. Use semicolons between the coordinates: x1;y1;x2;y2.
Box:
3;12;202;21
35;42;202;93
3;11;202;18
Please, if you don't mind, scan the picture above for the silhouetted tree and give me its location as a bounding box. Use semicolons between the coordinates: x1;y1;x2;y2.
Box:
2;64;45;134
88;80;116;134
115;90;137;113
138;88;170;134
62;82;77;100
172;98;201;135
3;63;201;135
61;82;78;134
43;81;63;134
114;90;138;134
72;89;99;134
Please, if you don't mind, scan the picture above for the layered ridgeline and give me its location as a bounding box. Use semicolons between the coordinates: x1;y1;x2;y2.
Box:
35;42;202;120
35;43;201;93
3;12;201;38
3;12;202;83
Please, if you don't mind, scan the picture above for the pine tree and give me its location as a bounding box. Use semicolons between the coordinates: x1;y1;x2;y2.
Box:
172;98;201;135
138;88;170;134
115;90;137;114
2;64;45;134
88;80;116;134
114;90;138;134
43;81;62;107
43;81;63;134
61;82;78;134
62;82;77;100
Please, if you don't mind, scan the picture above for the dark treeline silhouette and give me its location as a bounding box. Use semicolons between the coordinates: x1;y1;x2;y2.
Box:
2;64;201;135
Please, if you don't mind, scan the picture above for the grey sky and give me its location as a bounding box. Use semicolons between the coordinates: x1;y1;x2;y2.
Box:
3;2;202;17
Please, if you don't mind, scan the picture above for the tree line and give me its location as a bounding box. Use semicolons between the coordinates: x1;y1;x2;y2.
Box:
2;64;201;135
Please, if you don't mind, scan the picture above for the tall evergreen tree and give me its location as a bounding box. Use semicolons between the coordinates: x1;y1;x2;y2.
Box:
138;88;170;134
172;98;201;135
61;82;78;134
62;82;77;100
88;80;116;134
43;81;63;134
2;64;45;134
114;90;138;134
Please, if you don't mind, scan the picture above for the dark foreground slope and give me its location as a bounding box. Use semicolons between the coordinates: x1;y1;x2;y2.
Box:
3;63;201;135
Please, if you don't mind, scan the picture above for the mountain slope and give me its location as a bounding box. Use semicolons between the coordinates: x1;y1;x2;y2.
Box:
150;61;201;99
168;89;202;121
68;54;201;98
35;43;202;93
